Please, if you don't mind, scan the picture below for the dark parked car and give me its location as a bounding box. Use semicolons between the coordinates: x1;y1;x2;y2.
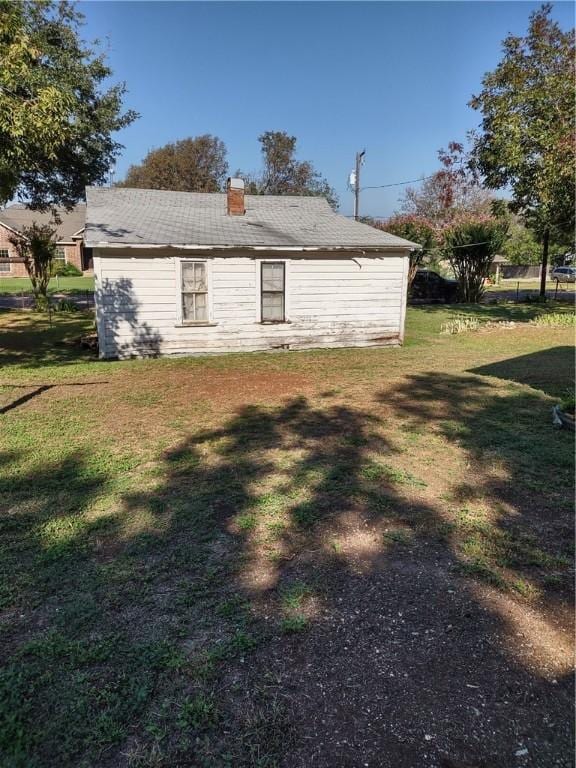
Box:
410;269;458;303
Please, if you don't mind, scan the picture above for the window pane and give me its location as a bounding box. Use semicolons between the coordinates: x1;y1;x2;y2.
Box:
195;292;208;321
0;250;9;273
262;292;284;321
182;293;195;321
182;262;206;291
183;292;208;322
54;248;66;262
262;263;284;291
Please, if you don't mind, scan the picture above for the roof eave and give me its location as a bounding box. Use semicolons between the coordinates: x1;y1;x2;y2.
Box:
84;241;415;252
0;220;25;239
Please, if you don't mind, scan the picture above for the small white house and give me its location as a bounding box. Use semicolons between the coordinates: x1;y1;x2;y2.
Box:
85;181;419;359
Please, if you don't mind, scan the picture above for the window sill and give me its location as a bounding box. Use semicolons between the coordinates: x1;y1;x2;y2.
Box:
175;321;219;327
260;320;292;325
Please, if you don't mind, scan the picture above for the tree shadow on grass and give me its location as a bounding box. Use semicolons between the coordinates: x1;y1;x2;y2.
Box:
0;383;573;767
0;310;96;370
0;274;164;372
0;450;109;615
0;381;108;415
470;345;575;399
116;389;573;766
381;367;574;606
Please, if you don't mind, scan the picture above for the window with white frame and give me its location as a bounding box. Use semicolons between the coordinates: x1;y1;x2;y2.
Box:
181;261;208;322
54;247;66;264
261;262;285;322
0;249;10;273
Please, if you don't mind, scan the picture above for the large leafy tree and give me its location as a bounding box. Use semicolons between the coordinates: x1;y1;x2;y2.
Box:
0;0;137;210
469;4;575;295
242;131;338;209
500;217;542;265
399;142;493;226
119;135;228;192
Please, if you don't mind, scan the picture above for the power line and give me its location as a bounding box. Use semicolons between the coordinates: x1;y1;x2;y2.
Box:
361;174;438;191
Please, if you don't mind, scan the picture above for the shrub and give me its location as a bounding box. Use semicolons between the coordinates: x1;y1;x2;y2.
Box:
52;262;82;277
33;295;51;312
54;299;80;313
442;217;508;303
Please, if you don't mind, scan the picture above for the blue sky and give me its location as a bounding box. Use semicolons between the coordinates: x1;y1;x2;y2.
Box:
79;1;573;217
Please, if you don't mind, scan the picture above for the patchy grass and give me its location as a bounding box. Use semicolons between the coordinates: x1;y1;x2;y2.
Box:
532;312;576;328
281;615;309;633
383;528;415;546
0;303;573;767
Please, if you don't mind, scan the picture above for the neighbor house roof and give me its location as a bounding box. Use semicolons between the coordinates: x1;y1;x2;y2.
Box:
0;204;86;242
84;187;420;251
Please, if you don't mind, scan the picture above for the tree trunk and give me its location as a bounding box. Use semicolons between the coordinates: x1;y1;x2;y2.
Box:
539;227;550;298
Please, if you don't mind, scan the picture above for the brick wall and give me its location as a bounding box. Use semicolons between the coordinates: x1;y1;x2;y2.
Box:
0;225;90;277
0;223;27;277
63;242;83;271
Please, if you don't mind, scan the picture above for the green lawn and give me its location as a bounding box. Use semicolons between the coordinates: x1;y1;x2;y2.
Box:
485;278;576;294
0;276;94;294
0;303;574;767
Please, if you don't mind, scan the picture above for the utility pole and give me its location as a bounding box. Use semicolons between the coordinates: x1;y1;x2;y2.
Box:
353;150;365;221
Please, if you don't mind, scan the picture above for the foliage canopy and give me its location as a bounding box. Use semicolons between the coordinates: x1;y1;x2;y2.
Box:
119;135;229;192
374;214;437;286
469;4;575;242
443;218;509;303
399;143;493;226
0;0;137;209
242;131;338;209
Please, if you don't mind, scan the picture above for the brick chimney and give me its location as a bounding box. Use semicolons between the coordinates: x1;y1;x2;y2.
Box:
227;177;245;216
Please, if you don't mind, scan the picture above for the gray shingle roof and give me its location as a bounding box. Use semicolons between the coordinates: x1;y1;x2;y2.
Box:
85;187;419;250
0;204;85;242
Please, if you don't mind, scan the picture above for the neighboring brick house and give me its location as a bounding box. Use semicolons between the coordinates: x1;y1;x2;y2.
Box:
0;204;90;277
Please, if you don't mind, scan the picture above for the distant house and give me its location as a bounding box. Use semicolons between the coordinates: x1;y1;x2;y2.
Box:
0;204;90;277
86;180;419;359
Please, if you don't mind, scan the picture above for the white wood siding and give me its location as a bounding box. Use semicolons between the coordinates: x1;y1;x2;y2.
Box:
94;250;409;359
